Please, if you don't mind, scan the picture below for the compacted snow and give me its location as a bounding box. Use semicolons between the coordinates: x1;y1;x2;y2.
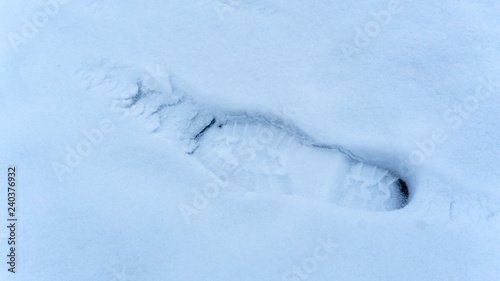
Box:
1;0;500;280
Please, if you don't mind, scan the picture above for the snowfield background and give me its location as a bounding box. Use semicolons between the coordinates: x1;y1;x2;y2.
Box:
1;0;500;280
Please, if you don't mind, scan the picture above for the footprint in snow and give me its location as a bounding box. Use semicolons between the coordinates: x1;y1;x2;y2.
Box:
76;63;410;212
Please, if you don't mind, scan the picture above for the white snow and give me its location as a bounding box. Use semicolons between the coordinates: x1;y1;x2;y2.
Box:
1;0;500;280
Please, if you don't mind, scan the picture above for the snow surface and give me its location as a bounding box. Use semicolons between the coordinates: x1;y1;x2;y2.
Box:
1;0;500;280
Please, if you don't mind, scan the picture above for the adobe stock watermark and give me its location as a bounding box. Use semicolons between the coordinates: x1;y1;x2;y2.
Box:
8;0;71;52
397;73;498;176
213;0;242;20
52;119;116;182
282;236;339;281
340;0;403;60
178;122;294;224
140;65;171;94
52;64;170;182
109;64;171;119
281;105;297;118
108;265;141;281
